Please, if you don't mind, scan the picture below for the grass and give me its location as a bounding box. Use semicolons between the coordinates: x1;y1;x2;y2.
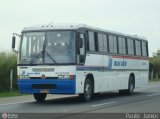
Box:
0;91;25;98
149;79;160;82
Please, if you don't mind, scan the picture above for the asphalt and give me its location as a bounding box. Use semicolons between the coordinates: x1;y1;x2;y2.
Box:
0;82;160;119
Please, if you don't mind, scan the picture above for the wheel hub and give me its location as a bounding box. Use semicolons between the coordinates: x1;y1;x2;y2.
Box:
85;84;91;97
130;84;134;92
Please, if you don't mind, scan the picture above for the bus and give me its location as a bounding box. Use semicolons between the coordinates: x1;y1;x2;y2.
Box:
12;23;149;102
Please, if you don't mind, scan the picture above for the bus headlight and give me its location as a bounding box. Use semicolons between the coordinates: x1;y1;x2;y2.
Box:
58;75;63;79
19;75;30;79
64;75;70;79
58;75;74;80
58;75;69;79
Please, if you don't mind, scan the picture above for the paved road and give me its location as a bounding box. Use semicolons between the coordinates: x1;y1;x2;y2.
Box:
0;82;160;118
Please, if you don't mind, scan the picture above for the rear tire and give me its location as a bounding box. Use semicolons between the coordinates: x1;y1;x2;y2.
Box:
33;93;47;102
119;76;134;95
126;76;135;95
80;79;93;102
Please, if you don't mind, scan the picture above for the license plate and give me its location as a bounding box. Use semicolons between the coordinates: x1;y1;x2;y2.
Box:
40;90;49;93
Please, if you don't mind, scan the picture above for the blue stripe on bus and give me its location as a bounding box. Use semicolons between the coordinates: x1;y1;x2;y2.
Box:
18;77;76;94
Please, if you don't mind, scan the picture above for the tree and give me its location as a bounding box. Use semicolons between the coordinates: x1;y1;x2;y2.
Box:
150;49;160;79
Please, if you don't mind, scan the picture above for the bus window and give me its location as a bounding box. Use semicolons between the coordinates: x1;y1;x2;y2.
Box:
94;32;98;51
135;40;141;56
88;31;95;51
79;33;85;63
98;33;103;52
142;41;147;56
109;35;117;54
98;34;108;53
103;34;108;52
127;38;134;55
118;37;126;54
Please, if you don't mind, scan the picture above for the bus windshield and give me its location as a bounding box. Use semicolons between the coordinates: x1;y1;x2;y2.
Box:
19;31;75;65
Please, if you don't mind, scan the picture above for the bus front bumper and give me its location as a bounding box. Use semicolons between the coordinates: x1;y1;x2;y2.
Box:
18;79;76;94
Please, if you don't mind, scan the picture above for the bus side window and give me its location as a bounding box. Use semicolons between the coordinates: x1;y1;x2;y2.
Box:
98;33;103;52
80;34;85;55
127;38;134;55
142;41;147;56
103;34;108;53
108;35;117;54
94;32;98;52
88;31;95;51
118;37;126;54
135;40;141;56
78;33;85;64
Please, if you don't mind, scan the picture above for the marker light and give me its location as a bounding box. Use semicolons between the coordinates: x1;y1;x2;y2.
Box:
69;75;74;80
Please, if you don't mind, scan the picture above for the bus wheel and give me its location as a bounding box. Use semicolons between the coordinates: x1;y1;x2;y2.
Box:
126;76;135;95
80;79;93;102
33;93;47;102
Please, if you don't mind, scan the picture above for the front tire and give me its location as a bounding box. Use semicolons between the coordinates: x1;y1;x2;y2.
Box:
33;93;47;102
80;79;93;102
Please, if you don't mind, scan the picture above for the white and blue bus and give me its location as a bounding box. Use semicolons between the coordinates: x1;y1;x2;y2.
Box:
12;23;149;102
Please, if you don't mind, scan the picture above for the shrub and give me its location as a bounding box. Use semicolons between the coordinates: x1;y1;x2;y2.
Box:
0;52;17;91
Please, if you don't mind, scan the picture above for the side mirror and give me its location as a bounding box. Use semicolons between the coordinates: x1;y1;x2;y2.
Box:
12;36;16;49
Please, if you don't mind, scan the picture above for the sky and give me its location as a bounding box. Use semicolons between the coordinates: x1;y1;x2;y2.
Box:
0;0;160;56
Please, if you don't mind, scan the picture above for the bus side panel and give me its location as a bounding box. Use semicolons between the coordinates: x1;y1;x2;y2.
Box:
112;56;149;89
75;71;99;94
139;59;149;86
75;71;85;94
76;53;104;94
76;54;149;94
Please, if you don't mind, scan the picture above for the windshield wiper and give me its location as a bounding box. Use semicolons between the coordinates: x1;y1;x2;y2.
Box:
42;51;57;64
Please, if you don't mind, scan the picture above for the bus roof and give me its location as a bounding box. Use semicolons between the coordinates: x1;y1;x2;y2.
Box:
22;23;146;40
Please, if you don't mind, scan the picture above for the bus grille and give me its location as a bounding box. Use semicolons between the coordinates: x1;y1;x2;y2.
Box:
32;84;56;89
30;77;58;79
